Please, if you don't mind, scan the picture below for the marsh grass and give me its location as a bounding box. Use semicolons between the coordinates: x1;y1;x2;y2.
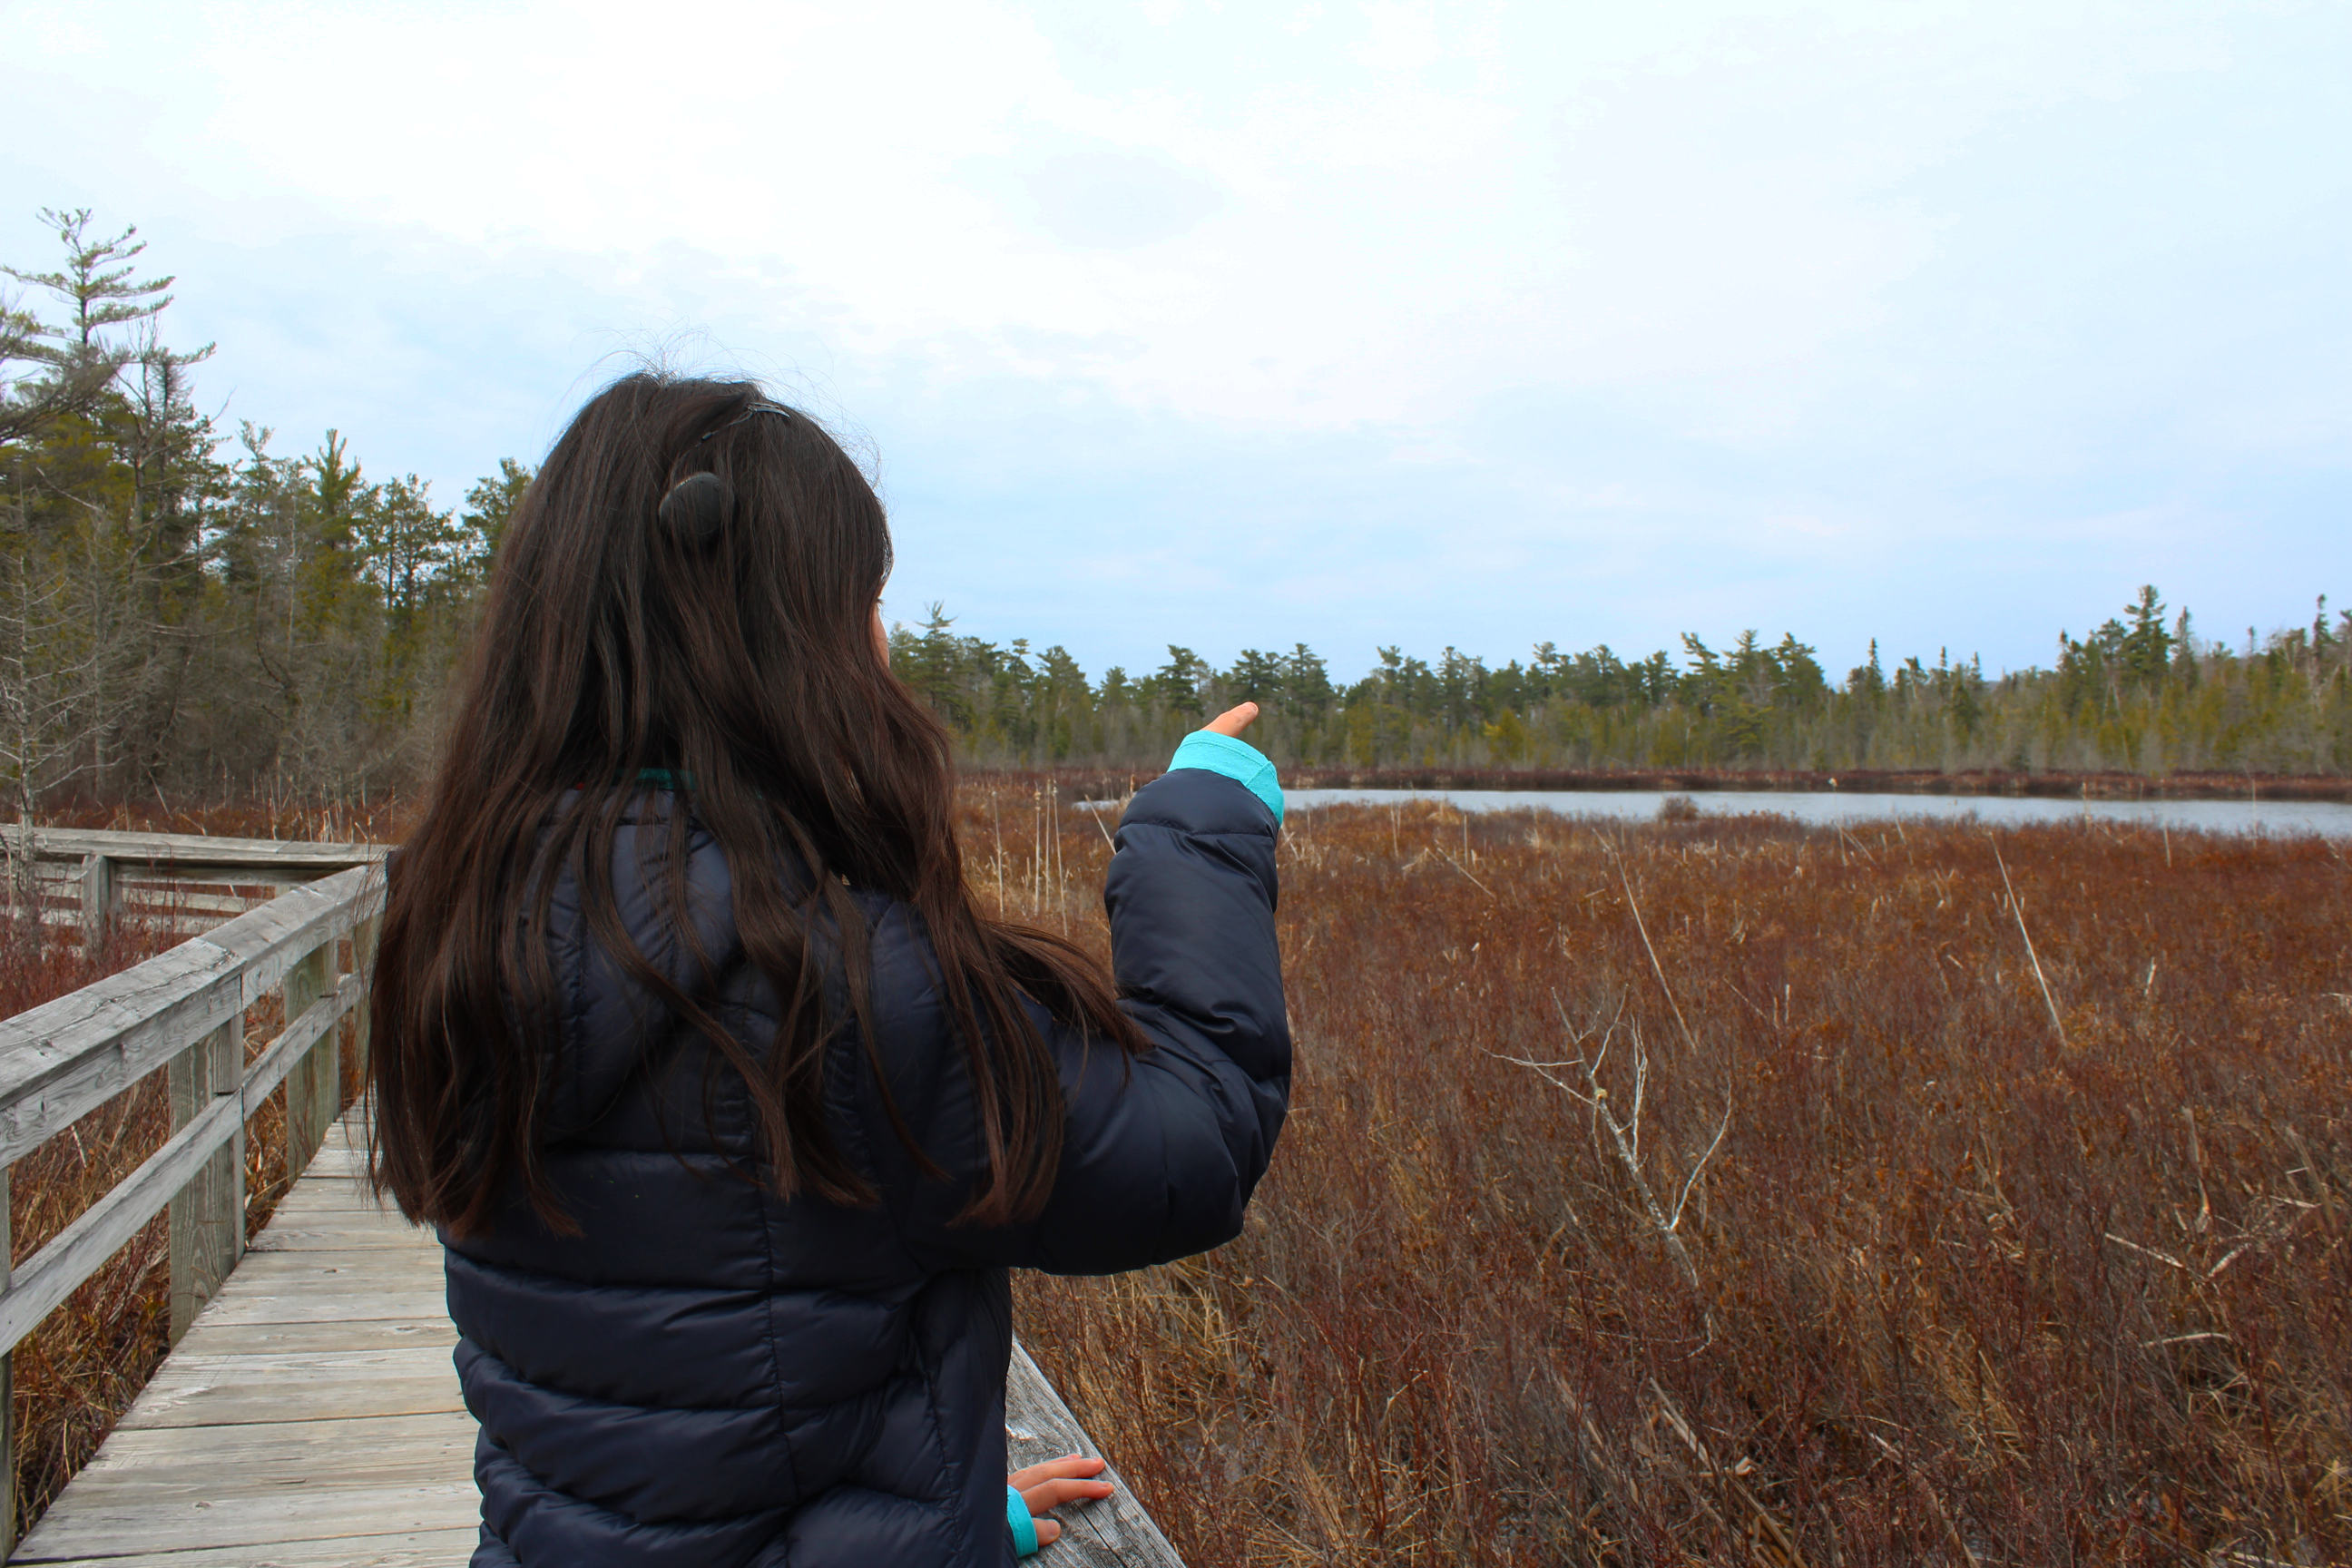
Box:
994;799;2350;1566
1;792;2342;1562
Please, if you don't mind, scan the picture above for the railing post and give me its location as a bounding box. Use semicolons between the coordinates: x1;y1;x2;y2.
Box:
77;855;113;952
283;943;336;1177
348;911;380;1079
167;1020;243;1343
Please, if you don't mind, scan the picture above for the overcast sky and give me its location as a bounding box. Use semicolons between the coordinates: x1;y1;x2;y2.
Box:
6;0;2347;682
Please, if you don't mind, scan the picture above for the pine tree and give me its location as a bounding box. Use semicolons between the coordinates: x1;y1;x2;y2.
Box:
456;458;534;581
1;210;182;443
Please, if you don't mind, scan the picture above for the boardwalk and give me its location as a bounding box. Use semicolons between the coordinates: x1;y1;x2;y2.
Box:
14;1112;477;1566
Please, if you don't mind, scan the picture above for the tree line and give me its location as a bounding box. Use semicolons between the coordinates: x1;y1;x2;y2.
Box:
5;209;2345;819
894;588;2350;776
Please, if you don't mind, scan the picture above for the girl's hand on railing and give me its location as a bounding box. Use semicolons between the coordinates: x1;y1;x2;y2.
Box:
1012;1454;1114;1546
1202;701;1259;738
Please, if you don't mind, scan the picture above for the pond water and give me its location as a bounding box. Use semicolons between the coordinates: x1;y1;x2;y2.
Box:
1275;788;2352;838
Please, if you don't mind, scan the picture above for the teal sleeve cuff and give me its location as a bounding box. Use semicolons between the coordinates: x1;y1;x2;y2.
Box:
1008;1485;1040;1557
1167;730;1283;824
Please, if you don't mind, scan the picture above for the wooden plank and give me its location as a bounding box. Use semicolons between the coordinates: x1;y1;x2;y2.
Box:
264;1170;388;1196
260;1188;399;1217
180;1309;453;1348
1008;1340;1186;1566
32;911;247;939
117;868;338;892
0;940;240;1165
46;1412;476;1494
181;1290;451;1328
11;1525;481;1567
115;1347;466;1428
247;1221;432;1252
9;1477;479;1559
220;1252;448;1287
0;823;386;871
180;1321;456;1361
122;890;282;916
259;1189;397;1219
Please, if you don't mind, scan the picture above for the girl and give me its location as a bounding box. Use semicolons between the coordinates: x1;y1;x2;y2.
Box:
368;375;1290;1567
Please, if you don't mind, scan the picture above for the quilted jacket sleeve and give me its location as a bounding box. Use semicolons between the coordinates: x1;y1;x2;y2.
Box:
854;767;1290;1276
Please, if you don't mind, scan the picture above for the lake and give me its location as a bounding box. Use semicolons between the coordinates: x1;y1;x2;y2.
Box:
1275;788;2352;838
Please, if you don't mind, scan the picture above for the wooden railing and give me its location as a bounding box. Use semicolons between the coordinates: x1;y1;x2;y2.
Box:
0;825;382;945
0;832;383;1559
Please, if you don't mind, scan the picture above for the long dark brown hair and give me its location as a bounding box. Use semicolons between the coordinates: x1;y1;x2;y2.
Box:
368;373;1143;1240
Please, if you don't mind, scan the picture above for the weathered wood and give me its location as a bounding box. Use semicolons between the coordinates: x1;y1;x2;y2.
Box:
34;860;325;889
282;942;337;1181
181;1298;451;1335
0;975;361;1357
1008;1340;1187;1566
178;1316;455;1357
299;1136;369;1170
168;1020;241;1343
0;940;237;1168
9;1479;480;1560
350;910;380;1078
262;1185;402;1217
74;856;110;951
0;1090;244;1355
9;1113;465;1567
244;975;359;1110
0;866;381;1166
12;1527;481;1567
117;1347;466;1428
246;1219;428;1251
0;824;385;873
50;1411;475;1492
219;1254;450;1291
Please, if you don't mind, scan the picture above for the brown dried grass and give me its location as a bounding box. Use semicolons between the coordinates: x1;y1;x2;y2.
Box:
991;795;2351;1567
4;792;2343;1563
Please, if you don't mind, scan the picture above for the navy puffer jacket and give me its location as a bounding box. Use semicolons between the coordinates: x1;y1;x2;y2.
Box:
445;768;1289;1566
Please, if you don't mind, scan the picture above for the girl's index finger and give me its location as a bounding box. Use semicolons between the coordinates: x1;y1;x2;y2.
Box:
1203;701;1260;737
